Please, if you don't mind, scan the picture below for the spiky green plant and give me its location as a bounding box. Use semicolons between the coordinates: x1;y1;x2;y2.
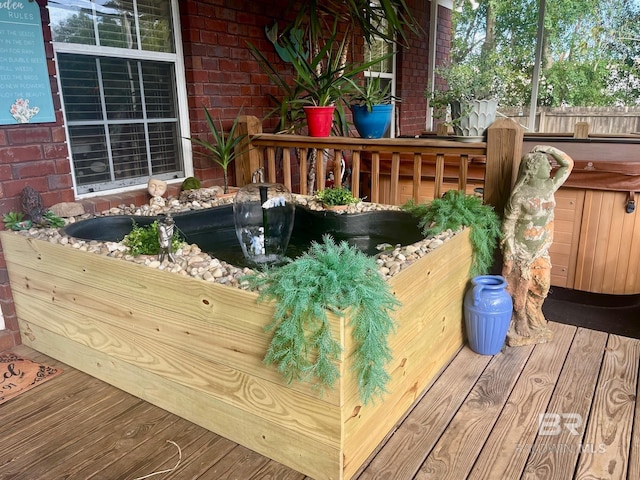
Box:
245;235;401;404
402;190;501;276
187;107;248;194
42;211;65;228
3;211;29;230
2;210;64;230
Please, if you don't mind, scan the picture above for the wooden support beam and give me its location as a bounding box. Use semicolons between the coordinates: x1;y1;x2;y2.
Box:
413;154;422;203
235;115;263;187
351;151;361;198
574;122;590;139
485;118;524;217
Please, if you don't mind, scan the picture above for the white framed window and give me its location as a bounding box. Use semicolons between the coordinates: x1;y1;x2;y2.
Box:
363;9;397;137
49;0;191;196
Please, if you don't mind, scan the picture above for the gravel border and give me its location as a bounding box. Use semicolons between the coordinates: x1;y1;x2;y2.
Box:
10;188;460;289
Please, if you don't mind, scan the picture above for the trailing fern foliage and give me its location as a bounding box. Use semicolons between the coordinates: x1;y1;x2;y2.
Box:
245;235;401;404
402;190;501;276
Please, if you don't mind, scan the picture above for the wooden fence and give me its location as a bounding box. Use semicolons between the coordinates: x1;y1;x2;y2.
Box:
237;117;524;216
500;106;640;135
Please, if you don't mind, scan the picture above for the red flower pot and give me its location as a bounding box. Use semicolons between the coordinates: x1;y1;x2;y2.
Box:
304;106;335;137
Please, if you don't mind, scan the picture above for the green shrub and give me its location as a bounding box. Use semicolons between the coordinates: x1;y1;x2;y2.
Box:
123;220;183;256
315;187;358;206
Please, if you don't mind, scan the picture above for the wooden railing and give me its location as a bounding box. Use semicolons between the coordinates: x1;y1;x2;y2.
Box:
236;117;524;215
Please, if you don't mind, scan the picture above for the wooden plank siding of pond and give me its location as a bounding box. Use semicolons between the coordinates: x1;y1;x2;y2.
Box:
1;224;473;480
3;321;639;479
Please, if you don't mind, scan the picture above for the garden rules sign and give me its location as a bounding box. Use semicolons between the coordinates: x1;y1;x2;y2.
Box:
0;0;55;125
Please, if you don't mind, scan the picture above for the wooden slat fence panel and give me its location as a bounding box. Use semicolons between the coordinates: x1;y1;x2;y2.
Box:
247;134;495;208
242;118;523;216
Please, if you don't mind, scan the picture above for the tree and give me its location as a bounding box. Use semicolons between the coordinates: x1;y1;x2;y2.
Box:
450;0;640;107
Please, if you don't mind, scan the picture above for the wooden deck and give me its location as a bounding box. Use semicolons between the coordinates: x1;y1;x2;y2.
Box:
2;321;639;479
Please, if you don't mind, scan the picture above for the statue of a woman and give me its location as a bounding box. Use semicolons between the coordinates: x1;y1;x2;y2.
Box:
501;145;574;346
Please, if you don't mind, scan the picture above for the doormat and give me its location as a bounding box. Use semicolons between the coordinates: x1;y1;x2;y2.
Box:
0;352;62;405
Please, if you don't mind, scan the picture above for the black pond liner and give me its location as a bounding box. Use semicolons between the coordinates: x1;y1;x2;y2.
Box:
62;204;425;268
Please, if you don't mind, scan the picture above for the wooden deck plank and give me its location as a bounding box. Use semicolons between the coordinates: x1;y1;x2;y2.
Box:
629;362;640;480
196;445;271;479
149;435;238;479
467;322;577;479
0;373;142;474
1;398;148;478
109;425;211;480
574;334;640;480
0;368;109;436
356;347;493;479
413;342;535;479
1;322;638;480
29;404;175;480
521;327;609;479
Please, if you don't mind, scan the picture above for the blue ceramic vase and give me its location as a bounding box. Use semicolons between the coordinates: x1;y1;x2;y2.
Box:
463;275;513;355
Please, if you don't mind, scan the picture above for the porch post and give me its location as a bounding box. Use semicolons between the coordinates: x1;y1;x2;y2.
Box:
484;118;524;217
235;115;263;187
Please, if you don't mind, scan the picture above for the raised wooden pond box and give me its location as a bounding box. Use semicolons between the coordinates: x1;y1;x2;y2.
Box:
1;227;472;480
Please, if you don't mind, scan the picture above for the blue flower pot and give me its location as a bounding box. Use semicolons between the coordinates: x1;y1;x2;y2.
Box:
352;104;393;139
463;275;513;355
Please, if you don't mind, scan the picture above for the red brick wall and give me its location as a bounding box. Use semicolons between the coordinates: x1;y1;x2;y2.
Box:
396;2;452;136
431;5;453;130
395;0;429;136
179;0;293;184
0;0;451;351
0;1;73;352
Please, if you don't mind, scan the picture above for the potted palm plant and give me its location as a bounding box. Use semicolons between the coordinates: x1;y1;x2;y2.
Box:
187;107;248;194
350;75;398;138
279;26;393;137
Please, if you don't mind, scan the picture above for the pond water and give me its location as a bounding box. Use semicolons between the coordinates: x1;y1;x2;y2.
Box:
63;204;424;268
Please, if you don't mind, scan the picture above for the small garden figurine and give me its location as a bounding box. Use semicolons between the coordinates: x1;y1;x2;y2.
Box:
21;186;45;225
501;145;574;347
158;213;176;263
148;178;167;207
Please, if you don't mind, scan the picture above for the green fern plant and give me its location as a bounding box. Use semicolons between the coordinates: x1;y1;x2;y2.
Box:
402;190;501;276
245;235;401;404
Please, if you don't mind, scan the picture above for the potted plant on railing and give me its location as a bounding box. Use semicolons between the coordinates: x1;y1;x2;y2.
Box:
350;75;398;139
427;52;504;138
281;27;393;137
187;107;249;195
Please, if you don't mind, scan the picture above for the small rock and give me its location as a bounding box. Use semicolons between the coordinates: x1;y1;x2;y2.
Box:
49;202;85;218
